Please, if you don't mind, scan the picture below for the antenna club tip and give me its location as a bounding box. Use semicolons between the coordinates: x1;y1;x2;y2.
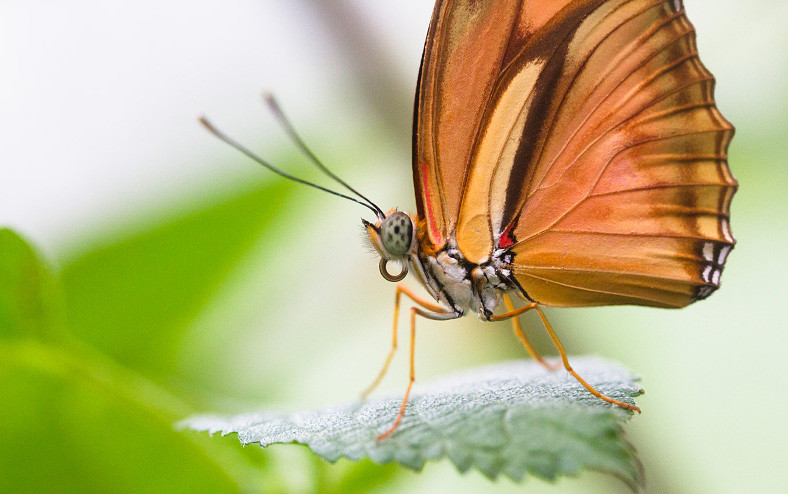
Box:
198;116;218;134
263;92;281;112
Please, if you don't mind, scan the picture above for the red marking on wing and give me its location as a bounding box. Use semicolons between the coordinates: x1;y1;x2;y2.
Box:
498;222;516;249
421;160;444;246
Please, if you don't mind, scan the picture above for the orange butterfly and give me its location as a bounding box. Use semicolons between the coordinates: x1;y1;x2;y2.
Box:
203;0;736;441
363;0;736;439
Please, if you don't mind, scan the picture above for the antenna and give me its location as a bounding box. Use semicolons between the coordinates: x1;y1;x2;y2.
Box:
199;116;381;217
263;93;386;219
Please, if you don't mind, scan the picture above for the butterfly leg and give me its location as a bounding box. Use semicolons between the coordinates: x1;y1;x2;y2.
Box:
498;293;560;371
533;305;641;413
376;305;460;442
361;284;448;399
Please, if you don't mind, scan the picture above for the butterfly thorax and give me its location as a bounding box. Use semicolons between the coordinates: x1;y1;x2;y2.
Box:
409;221;515;321
364;211;519;319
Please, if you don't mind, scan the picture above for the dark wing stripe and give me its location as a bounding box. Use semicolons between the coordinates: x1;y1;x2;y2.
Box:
414;0;529;247
517;1;680;206
516;61;724;226
520;75;714;214
500;0;615;227
523;28;702;203
541;73;712;192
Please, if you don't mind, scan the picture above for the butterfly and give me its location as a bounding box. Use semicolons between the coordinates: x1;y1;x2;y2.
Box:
202;0;736;441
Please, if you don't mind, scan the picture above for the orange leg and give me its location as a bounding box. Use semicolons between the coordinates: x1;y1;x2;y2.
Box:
534;305;641;413
492;297;639;413
376;304;459;441
361;284;448;399
497;294;560;371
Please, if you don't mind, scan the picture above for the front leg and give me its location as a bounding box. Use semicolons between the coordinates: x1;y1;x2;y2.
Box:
361;283;450;399
376;304;461;441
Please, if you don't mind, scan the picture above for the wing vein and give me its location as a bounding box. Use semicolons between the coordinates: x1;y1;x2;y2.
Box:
514;265;714;286
544;229;736;244
510;122;726;249
589;181;736;198
524;1;681;201
514;270;699;304
526;42;704;203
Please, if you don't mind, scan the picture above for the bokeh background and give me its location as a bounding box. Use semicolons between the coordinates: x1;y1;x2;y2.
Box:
1;1;786;492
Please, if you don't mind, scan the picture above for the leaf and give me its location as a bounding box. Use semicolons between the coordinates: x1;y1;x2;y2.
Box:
57;177;295;377
0;229;263;493
182;357;645;489
0;229;63;340
0;341;249;494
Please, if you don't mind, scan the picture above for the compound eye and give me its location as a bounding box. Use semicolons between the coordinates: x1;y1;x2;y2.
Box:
380;211;413;257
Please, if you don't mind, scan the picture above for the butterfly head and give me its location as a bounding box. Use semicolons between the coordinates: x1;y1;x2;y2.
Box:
363;210;416;283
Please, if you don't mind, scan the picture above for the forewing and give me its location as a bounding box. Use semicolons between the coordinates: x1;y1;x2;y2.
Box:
413;0;576;249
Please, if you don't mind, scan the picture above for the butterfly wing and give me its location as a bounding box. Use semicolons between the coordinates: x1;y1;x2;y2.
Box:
412;0;553;249
416;0;736;308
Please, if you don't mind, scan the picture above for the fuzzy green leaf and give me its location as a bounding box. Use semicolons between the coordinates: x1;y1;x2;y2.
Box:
58;178;295;377
0;229;63;340
182;357;645;489
0;228;256;493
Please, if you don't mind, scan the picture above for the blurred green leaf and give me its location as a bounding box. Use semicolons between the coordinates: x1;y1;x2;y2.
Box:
0;341;243;494
312;457;401;494
183;357;645;490
0;229;63;340
58;178;294;377
0;228;267;493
